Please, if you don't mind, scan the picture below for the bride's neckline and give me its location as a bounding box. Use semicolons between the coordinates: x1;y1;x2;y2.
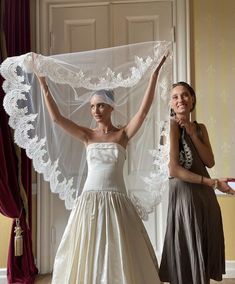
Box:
86;142;126;151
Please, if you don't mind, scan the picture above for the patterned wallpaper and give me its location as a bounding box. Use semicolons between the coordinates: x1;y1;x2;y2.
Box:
193;0;235;177
192;0;235;260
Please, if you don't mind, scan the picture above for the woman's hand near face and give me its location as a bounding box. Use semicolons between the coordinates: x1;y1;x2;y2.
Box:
175;116;196;137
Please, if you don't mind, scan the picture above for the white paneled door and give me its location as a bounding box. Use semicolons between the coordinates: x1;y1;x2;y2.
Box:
36;0;189;273
38;0;173;55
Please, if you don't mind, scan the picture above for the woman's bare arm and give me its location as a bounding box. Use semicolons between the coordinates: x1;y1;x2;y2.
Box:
169;119;235;194
177;118;214;167
191;123;214;167
37;76;89;143
124;54;168;140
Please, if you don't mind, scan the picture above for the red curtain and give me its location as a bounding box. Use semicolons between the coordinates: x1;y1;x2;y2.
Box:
0;0;38;282
3;0;31;55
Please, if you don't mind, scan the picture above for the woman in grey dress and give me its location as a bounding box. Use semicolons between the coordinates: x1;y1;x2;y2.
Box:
159;82;235;284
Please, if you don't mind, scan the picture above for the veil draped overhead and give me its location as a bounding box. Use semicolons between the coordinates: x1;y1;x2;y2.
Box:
1;41;172;220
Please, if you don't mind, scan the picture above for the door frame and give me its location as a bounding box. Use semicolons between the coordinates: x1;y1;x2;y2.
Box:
35;0;191;273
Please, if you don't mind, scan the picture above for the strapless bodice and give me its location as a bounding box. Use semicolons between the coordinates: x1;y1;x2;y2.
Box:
83;143;126;193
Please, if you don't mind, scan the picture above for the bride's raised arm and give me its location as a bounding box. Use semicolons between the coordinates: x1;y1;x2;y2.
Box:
124;54;168;140
36;75;90;143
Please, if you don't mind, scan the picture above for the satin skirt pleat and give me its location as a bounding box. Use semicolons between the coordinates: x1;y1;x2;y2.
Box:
159;179;225;284
52;191;161;284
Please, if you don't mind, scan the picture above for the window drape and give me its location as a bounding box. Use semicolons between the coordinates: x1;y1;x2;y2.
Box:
0;0;38;282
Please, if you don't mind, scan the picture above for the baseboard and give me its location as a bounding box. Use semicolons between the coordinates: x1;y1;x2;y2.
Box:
224;260;235;278
0;269;7;284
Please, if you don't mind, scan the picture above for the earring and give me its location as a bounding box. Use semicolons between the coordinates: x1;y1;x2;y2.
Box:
170;108;176;117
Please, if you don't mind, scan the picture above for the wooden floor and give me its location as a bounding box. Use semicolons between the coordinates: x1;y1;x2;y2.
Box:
35;274;51;284
34;274;235;284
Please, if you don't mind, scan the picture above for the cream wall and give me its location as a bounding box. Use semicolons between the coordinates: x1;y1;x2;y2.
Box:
0;215;12;268
192;0;235;260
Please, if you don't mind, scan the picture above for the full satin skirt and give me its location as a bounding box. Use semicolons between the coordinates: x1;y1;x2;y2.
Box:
52;190;161;284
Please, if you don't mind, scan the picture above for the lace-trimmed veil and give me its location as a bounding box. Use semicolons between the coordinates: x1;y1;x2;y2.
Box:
1;41;172;220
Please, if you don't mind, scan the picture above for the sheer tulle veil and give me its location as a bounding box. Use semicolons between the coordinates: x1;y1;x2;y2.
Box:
0;41;172;220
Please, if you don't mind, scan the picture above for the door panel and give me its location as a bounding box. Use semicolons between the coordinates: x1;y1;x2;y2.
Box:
112;1;172;45
49;3;111;54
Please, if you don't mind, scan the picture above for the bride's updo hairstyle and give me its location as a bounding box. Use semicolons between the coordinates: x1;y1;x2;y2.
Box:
90;89;115;108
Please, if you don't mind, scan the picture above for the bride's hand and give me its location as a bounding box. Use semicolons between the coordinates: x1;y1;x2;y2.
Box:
152;51;169;78
31;52;40;73
31;53;48;91
34;71;47;92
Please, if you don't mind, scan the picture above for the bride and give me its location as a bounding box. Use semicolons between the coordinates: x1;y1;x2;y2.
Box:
35;54;168;284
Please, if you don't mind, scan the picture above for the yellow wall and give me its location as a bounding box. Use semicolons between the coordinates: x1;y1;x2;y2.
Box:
219;197;235;260
192;0;235;260
0;215;12;267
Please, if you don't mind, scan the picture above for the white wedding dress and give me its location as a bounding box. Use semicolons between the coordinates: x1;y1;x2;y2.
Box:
52;142;162;284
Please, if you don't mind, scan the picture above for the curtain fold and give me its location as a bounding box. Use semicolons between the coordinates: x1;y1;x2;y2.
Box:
4;0;30;55
0;0;38;282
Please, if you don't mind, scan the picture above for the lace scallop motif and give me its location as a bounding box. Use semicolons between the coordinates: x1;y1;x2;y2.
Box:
141;120;170;215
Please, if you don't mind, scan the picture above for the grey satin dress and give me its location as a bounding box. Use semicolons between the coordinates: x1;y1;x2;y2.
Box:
159;125;225;284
